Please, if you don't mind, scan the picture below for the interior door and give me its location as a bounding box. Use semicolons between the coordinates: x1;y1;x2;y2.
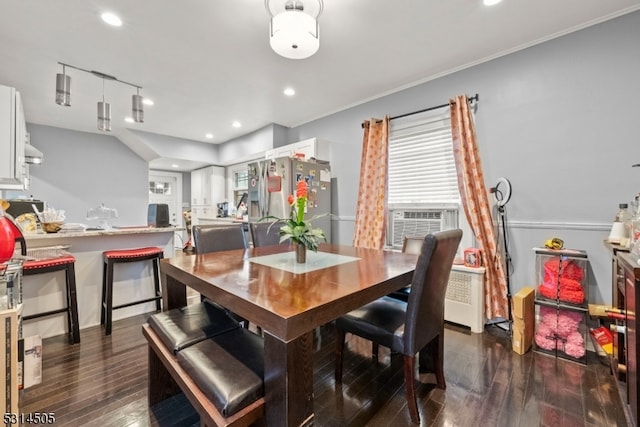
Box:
149;170;184;247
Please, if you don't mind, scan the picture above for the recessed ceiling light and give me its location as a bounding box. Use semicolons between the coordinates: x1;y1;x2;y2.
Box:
142;98;154;106
205;133;214;139
483;0;502;6
284;87;295;96
232;121;241;128
101;12;122;27
124;117;134;123
171;164;179;168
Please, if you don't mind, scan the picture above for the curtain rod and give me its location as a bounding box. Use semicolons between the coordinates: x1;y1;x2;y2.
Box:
391;93;478;121
362;93;479;128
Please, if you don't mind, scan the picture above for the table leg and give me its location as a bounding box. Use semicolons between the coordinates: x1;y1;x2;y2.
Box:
264;331;315;427
161;272;187;310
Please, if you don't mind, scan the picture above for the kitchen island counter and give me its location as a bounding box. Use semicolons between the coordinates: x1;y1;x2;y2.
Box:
23;225;183;239
21;226;184;339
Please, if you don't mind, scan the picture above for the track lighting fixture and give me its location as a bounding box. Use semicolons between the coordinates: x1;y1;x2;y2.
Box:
55;64;71;106
55;62;145;131
132;88;144;123
97;78;111;132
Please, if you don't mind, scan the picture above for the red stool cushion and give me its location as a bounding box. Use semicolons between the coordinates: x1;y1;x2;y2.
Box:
23;254;76;270
104;246;164;260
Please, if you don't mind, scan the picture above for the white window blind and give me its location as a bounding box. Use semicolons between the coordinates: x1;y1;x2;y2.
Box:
388;109;460;207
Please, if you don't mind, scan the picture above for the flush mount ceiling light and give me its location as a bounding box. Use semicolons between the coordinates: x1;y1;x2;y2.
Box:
265;0;324;59
55;62;145;131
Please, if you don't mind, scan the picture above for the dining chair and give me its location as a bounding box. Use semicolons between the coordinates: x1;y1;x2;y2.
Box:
249;221;289;247
334;229;463;424
192;223;248;326
387;235;425;302
192;223;247;254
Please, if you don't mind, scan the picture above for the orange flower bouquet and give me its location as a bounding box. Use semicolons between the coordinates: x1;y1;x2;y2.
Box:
263;180;326;252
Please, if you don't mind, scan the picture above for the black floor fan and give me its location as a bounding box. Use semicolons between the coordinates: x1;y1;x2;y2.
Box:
490;177;513;336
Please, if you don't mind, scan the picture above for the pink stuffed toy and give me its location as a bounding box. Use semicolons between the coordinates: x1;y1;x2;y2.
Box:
537;257;585;305
535;306;585;359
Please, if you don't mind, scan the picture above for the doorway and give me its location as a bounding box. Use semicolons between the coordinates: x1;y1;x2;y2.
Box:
148;170;185;248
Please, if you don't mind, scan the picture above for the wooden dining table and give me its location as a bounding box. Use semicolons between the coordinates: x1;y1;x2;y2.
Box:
160;243;418;427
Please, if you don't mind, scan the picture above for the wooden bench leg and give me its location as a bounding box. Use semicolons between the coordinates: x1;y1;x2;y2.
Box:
147;339;182;406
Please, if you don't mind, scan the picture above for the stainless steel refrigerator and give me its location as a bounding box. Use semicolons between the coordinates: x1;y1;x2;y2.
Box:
248;157;332;242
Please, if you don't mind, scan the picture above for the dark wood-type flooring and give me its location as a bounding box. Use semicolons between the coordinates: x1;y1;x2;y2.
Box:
20;314;630;427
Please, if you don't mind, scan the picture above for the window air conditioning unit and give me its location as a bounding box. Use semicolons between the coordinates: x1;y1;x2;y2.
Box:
390;209;457;249
445;265;485;333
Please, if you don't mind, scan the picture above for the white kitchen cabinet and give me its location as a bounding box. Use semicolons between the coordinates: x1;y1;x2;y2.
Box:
0;85;27;190
265;137;331;162
190;168;204;206
190;166;225;218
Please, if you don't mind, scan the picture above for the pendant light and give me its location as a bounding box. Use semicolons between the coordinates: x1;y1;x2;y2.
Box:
54;62;145;130
55;64;71;106
132;88;144;123
265;0;324;60
97;78;111;132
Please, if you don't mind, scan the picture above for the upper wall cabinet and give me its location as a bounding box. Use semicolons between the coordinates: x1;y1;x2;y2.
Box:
191;166;225;207
0;85;27;190
265;138;331;162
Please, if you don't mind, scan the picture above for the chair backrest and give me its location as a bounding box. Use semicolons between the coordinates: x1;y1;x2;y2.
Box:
192;223;247;254
402;236;424;255
249;221;288;247
403;229;462;355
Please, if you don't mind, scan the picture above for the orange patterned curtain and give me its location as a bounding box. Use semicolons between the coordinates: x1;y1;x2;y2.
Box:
353;117;389;249
450;95;508;320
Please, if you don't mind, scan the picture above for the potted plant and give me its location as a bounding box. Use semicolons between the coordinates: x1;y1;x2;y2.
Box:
262;180;326;263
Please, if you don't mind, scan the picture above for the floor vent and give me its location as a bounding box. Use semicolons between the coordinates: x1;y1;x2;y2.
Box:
445;265;485;333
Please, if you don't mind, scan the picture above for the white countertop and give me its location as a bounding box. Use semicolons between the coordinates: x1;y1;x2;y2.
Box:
23;226;184;240
196;217;246;223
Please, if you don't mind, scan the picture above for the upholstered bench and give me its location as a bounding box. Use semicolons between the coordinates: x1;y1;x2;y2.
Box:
143;318;265;426
177;327;265;419
147;300;240;354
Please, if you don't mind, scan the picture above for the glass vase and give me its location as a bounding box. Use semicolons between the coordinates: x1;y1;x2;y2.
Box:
296;243;306;264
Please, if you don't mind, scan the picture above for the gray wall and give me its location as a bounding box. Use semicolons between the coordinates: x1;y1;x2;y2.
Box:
285;11;640;306
8;11;639;306
9;124;149;227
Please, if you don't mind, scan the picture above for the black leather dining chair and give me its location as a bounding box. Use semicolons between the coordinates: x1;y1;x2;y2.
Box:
191;223;248;326
334;229;463;424
249;221;289;247
387;235;425;302
192;223;247;254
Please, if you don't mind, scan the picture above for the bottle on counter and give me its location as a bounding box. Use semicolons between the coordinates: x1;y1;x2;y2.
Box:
610;203;631;246
619;203;631;246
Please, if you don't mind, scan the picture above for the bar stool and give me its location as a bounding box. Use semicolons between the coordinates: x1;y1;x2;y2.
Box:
101;246;163;336
23;255;81;344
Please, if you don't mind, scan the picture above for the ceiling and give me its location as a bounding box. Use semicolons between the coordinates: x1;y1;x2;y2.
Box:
1;0;639;169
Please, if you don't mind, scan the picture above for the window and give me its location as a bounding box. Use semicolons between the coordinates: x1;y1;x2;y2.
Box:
233;169;249;207
387;108;471;250
149;180;172;196
234;170;248;190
